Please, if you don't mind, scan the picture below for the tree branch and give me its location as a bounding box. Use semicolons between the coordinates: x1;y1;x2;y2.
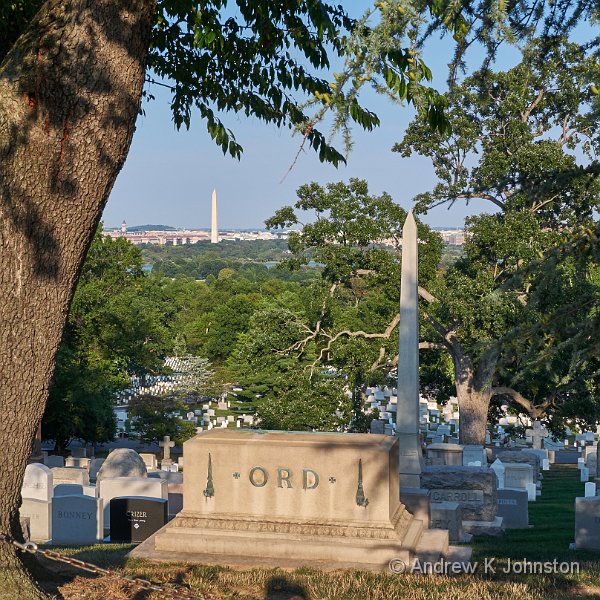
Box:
521;88;544;123
418;286;439;304
312;313;400;372
278;282;337;355
454;192;506;210
490;385;553;418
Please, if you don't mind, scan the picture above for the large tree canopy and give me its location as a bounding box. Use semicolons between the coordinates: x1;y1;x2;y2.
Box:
395;35;599;441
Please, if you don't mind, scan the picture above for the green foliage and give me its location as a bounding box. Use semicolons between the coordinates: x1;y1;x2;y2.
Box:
395;39;599;221
44;229;170;446
266;178;443;290
2;1;459;167
44;344;119;450
257;372;351;431
141;240;316;282
128;395;196;446
222;180;446;427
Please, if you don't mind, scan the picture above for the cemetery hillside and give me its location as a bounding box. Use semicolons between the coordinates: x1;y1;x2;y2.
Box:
0;0;599;599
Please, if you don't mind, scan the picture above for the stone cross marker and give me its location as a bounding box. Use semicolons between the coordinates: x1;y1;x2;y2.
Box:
159;436;175;461
396;210;422;488
526;421;548;449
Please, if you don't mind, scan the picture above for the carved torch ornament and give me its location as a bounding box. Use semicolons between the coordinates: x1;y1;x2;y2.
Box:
356;458;369;507
203;452;215;498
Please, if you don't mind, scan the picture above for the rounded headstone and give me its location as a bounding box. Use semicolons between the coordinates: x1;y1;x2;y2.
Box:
22;463;53;502
54;484;84;497
96;449;147;481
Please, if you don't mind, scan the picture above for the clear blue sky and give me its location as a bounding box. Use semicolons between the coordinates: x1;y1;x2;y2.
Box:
102;4;520;231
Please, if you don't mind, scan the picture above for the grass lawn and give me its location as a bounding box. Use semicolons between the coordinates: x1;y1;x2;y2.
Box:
34;465;600;599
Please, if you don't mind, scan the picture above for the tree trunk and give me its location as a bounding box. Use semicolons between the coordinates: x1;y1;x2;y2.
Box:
447;341;492;446
0;0;154;596
456;384;491;446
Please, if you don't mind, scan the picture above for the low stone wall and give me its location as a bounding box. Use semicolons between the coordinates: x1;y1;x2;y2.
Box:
421;466;497;522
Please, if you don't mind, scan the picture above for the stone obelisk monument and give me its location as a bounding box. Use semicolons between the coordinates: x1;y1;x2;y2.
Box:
396;210;423;488
210;189;218;244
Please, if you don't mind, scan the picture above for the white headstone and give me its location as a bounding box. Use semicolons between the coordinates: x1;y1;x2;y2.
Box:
52;467;90;486
97;476;168;523
490;459;505;489
139;453;158;470
65;457;91;469
462;445;486;466
22;464;53;502
581;467;589;482
526;482;536;501
503;463;534;491
19;498;52;542
585;482;596;498
97;449;147;480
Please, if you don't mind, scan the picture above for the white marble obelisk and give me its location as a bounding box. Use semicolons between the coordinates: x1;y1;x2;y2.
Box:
211;189;218;244
396;210;423;488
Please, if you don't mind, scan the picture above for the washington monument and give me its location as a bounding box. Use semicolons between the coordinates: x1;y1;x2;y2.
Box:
211;189;218;244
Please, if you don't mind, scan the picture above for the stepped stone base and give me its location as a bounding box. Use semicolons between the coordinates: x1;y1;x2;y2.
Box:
463;516;504;537
130;510;451;572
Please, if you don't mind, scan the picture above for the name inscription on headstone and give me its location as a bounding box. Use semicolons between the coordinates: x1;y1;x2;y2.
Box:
498;499;517;506
430;489;484;505
56;511;94;520
247;466;319;489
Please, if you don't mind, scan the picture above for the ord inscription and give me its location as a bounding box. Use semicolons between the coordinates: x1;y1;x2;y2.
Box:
248;467;320;489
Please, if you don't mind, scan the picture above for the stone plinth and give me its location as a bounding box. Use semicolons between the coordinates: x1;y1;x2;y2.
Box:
575;497;600;550
492;449;541;483
503;463;534;491
426;444;463;467
131;430;444;570
497;489;528;529
421;466;497;522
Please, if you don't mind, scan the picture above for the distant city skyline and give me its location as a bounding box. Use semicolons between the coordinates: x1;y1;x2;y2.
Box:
105;221;465;232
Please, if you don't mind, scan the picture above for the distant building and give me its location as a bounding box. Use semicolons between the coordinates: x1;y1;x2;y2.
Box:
437;230;465;245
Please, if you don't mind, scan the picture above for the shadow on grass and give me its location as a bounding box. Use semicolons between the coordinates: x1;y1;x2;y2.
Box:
265;575;308;599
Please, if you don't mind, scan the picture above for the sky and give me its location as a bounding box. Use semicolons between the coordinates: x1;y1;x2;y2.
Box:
102;4;520;231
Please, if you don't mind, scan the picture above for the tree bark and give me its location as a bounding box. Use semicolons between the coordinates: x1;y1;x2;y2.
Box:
0;0;154;596
445;335;492;446
456;384;491;446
